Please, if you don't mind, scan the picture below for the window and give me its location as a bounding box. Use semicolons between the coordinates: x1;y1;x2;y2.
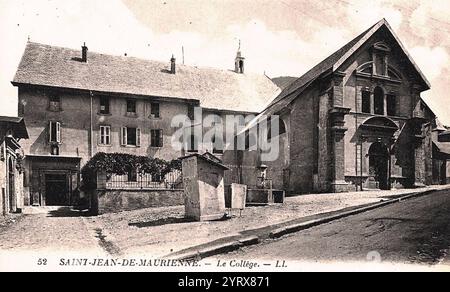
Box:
151;129;163;147
362;91;371;113
266;117;287;141
375;53;387;76
188;105;195;121
188;134;198;153
121;127;141;147
212;135;223;154
99;126;111;145
100;97;110;114
374;87;384;115
48;95;61;111
49;121;61;143
150;103;160;118
239;60;244;73
387;94;397;116
126;99;136;114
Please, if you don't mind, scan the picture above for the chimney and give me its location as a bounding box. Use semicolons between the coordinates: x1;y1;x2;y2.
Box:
170;55;176;74
82;42;88;63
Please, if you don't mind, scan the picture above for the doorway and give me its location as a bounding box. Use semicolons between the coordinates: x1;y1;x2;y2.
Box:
45;174;70;206
369;142;390;190
8;157;15;212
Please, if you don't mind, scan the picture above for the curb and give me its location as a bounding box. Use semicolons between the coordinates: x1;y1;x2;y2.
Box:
167;188;441;261
169;236;259;261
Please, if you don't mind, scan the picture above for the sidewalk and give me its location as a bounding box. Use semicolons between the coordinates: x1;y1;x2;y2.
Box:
85;184;450;259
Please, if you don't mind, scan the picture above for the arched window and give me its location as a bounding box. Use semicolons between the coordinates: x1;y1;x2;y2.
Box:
374;87;384;115
239;60;244;73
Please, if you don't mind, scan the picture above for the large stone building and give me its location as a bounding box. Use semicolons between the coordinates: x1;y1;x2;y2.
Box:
0;116;28;215
12;42;279;207
232;19;442;194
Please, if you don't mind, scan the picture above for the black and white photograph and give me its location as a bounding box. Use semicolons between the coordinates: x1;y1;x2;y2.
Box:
1;0;450;275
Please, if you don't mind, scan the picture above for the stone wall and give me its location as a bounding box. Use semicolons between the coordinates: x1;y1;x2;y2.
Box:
94;189;184;214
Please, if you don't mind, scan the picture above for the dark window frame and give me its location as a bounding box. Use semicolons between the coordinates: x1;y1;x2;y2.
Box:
374;87;385;115
126;99;137;114
362;90;371;114
121;127;141;147
151;129;164;148
150;102;161;119
387;94;397;117
187;133;198;153
99;97;110;115
48;94;62;112
212;134;224;154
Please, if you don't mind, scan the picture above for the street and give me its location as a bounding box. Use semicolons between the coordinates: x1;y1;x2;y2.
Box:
0;207;105;256
215;190;450;266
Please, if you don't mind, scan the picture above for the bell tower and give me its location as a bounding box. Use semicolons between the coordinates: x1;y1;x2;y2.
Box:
234;40;245;74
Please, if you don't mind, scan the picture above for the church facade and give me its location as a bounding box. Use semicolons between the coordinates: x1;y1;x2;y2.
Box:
232;19;438;194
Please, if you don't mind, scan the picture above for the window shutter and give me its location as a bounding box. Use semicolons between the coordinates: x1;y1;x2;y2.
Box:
56;122;61;143
121;127;127;146
159;130;163;147
150;130;155;147
106;127;111;145
136;128;141;147
49;121;53;143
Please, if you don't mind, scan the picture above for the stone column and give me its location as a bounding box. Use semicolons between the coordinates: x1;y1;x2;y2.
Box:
330;107;351;192
329;72;352;192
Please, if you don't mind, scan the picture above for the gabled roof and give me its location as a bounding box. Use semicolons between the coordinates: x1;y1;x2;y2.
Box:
247;19;431;129
13;42;280;113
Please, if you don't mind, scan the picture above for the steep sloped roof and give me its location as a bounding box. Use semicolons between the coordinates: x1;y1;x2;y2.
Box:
271;76;298;90
13;42;280;113
242;19;431;131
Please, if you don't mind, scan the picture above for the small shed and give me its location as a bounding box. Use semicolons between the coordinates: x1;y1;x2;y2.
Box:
180;153;229;221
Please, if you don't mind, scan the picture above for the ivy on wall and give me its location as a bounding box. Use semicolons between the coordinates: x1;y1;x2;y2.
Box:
81;152;182;190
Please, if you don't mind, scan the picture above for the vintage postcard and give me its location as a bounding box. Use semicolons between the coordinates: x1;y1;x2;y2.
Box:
1;0;450;275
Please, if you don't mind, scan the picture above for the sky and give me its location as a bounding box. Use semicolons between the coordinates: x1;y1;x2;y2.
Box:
0;0;449;124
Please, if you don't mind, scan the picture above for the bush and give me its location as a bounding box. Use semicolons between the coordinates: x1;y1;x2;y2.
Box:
81;153;182;190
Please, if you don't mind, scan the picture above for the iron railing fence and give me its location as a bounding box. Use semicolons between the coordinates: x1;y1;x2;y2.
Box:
105;170;183;190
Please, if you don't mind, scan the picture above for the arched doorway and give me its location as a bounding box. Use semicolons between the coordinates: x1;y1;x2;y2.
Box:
8;157;15;212
368;142;389;190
